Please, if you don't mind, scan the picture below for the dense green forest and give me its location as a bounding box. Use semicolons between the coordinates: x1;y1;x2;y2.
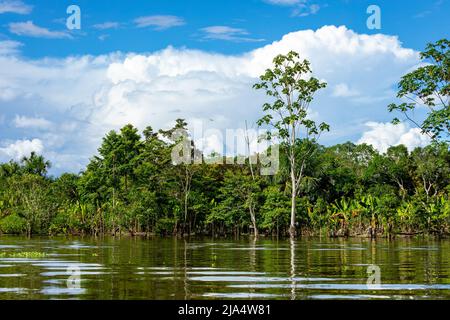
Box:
0;40;449;238
0;134;449;237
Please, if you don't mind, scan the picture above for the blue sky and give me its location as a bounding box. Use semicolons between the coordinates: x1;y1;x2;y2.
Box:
1;0;448;56
0;0;448;174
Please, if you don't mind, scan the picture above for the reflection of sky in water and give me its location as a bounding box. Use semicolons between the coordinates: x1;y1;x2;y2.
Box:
203;292;284;298
40;287;86;296
229;283;450;290
0;237;449;300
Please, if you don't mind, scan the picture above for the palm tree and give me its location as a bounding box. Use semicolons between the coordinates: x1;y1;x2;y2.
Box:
21;152;51;177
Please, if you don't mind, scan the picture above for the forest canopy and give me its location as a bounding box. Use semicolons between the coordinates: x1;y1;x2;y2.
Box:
0;126;449;237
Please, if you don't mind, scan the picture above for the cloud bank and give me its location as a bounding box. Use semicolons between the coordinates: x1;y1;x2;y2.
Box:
0;25;428;174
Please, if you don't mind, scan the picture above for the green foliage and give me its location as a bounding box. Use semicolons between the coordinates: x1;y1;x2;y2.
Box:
155;217;176;235
260;186;290;232
254;50;329;237
0;213;27;234
1;121;449;238
0;251;48;258
254;51;329;140
207;169;258;229
6;174;52;235
388;39;449;141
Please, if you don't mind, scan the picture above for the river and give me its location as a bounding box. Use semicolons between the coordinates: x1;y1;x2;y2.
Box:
0;236;449;299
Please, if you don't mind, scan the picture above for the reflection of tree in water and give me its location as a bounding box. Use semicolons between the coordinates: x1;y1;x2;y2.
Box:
184;239;189;300
249;237;257;296
290;238;296;300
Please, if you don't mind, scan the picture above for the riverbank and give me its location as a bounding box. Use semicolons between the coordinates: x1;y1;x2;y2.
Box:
2;228;449;239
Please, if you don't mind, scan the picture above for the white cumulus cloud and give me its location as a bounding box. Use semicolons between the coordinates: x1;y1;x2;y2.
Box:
0;25;425;173
13;115;52;129
357;122;431;153
0;40;23;55
332;83;360;97
0;138;44;161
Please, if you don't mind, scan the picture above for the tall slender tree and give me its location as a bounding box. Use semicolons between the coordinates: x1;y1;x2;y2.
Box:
254;51;329;238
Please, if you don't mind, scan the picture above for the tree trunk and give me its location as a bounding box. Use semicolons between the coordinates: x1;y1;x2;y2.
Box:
184;192;188;234
276;218;279;239
289;170;297;239
244;121;259;239
249;204;258;238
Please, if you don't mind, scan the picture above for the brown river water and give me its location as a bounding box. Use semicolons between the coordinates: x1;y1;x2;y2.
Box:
0;236;449;300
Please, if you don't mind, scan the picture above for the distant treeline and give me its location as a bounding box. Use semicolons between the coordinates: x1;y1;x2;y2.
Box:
0;121;449;238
